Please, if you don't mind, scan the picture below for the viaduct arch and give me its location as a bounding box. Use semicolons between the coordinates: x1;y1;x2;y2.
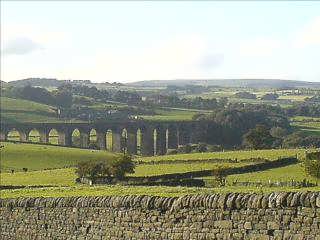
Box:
0;120;210;156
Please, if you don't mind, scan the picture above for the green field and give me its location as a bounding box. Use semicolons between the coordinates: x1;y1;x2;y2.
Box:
139;108;207;121
290;116;320;136
0;142;118;172
1;168;76;186
0;97;61;123
133;162;249;177
1;161;250;187
137;149;307;163
0;97;84;123
1;141;319;199
226;163;315;183
1;183;319;199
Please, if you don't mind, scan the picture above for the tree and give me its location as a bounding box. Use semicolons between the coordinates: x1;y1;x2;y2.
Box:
109;155;135;179
260;93;279;100
283;132;320;148
270;127;288;139
242;125;276;150
75;155;135;180
212;166;227;187
53;90;73;108
234;91;257;99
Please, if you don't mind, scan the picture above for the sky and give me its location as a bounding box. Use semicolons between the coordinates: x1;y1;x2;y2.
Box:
1;1;320;83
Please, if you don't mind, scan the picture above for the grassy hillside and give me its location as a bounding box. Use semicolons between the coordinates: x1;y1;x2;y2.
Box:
139;108;207;121
1;141;318;199
290;116;320;136
1;175;319;199
226;163;314;183
0;97;61;123
1;161;251;187
137;149;307;163
0;142;118;172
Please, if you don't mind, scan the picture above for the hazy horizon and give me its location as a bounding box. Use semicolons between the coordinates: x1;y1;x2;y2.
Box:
1;1;320;83
3;77;320;84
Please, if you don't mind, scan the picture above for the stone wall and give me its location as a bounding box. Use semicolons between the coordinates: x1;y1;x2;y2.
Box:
1;192;320;239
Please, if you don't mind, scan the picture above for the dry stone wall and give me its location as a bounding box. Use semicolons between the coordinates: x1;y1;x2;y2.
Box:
1;192;320;239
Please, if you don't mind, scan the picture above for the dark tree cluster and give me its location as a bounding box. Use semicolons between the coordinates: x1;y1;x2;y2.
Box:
285;103;320;117
147;95;227;110
75;155;135;180
194;104;290;147
2;85;72;108
233;91;257;99
260;93;279;100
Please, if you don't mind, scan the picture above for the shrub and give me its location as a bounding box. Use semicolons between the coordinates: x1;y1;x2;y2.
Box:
212;167;228;187
304;152;320;180
109;155;135;179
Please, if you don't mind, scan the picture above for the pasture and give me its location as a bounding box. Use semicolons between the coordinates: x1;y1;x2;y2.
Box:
0;142;117;172
137;149;306;163
1;182;319;199
226;163;315;183
139;108;207;121
0;142;318;199
290;116;320;136
0;97;61;123
0;161;250;187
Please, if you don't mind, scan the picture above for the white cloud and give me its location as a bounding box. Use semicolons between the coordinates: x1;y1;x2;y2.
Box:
294;16;320;48
2;37;43;55
1;23;69;56
57;35;223;82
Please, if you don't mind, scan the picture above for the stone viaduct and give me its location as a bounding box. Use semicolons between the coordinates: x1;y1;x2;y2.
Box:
0;120;211;156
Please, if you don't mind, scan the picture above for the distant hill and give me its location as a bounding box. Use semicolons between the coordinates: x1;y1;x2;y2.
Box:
6;78;92;88
4;77;320;89
128;79;320;89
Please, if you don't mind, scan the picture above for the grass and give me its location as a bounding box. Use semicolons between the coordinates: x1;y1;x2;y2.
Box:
0;162;251;187
278;95;311;101
1;184;319;199
0;97;83;123
226;163;316;183
1;168;76;186
0;142;118;172
133;162;249;177
137;149;307;163
1;141;318;199
139;108;208;121
0;97;62;123
290;116;320;136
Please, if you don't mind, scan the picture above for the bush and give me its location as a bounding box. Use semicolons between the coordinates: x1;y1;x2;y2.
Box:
212;166;228;187
75;155;135;180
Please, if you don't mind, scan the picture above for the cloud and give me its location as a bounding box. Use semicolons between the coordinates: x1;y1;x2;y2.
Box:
1;23;69;57
294;16;320;48
60;35;222;81
199;54;224;70
2;37;43;55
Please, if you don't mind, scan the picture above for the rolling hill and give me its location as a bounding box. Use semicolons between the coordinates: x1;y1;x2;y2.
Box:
129;79;320;89
0;97;61;123
3;78;320;89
